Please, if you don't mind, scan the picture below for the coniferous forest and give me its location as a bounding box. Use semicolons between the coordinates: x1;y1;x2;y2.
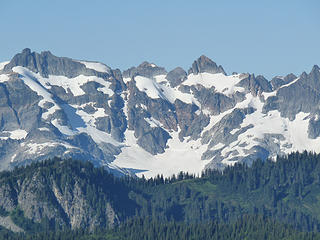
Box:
2;152;320;239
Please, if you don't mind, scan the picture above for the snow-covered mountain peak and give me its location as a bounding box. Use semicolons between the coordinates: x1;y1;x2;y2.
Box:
0;49;319;178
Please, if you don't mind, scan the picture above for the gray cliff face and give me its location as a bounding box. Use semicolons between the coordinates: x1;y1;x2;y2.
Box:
0;75;42;131
125;81;174;154
166;67;187;87
4;48;106;78
123;61;167;79
0;49;320;178
0;165;119;230
0;49;128;175
188;55;226;75
192;86;238;115
263;65;320;120
308;111;320;139
270;73;297;90
237;74;272;96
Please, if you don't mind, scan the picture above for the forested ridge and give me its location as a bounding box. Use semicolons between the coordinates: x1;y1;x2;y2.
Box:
2;152;320;239
2;216;320;240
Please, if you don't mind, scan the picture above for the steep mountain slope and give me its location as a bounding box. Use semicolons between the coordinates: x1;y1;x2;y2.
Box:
0;49;319;177
2;154;320;234
0;159;135;231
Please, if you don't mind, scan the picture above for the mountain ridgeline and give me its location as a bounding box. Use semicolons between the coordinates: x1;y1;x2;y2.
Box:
0;49;319;177
1;152;320;238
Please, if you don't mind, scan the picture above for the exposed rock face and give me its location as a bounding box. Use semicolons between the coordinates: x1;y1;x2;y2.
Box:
0;161;120;231
3;48;110;78
0;216;23;233
0;49;128;175
192;86;237;115
123;61;167;79
137;127;171;154
270;73;297;90
237;74;272;96
166;67;187;87
308;112;320;139
263;65;320;120
188;55;226;75
0;49;320;178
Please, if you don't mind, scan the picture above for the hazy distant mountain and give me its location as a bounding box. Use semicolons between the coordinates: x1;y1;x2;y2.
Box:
0;49;319;177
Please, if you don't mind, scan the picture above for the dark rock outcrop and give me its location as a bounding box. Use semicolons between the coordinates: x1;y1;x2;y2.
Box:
123;61;167;79
263;66;320;120
3;48;111;78
237;74;272;96
188;55;226;75
166;67;187;87
270;73;297;90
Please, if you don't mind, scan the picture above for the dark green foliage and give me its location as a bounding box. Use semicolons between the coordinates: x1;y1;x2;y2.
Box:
0;206;9;217
2;216;320;240
2;152;320;238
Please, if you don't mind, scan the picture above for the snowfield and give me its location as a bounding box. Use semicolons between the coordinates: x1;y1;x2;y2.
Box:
1;53;320;178
113;130;211;178
78;61;111;73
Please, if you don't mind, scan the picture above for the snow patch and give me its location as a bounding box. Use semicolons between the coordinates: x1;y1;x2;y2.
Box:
52;119;75;136
230;128;240;135
0;74;9;83
38;127;50;131
42;74;113;96
26;142;57;154
154;75;169;84
215;94;320;164
279;76;300;89
1;129;28;140
26;142;77;155
10;154;17;163
262;91;277;100
9;129;28;140
71;104;107;128
145;117;162;128
135;76;165;99
77;125;120;146
14;66;113;98
0;61;9;71
183;73;245;95
123;77;131;84
79;61;110;73
134;75;200;106
211;142;225;150
13;66;60;120
113;130;210;178
262;76;299;100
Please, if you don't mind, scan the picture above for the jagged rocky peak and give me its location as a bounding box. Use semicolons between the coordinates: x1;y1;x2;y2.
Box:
271;73;297;90
297;65;320;90
237;73;272;96
310;65;320;77
3;48;111;78
123;61;167;79
166;67;187;87
188;55;226;75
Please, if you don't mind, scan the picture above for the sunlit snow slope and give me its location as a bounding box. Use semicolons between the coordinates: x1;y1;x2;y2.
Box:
0;49;319;177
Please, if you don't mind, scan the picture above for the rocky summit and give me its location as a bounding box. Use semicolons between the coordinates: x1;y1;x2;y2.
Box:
0;49;319;177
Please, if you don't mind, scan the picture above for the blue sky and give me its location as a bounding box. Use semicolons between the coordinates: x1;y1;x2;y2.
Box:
0;0;319;79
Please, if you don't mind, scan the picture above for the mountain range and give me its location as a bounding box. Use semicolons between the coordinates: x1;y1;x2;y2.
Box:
0;48;319;177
